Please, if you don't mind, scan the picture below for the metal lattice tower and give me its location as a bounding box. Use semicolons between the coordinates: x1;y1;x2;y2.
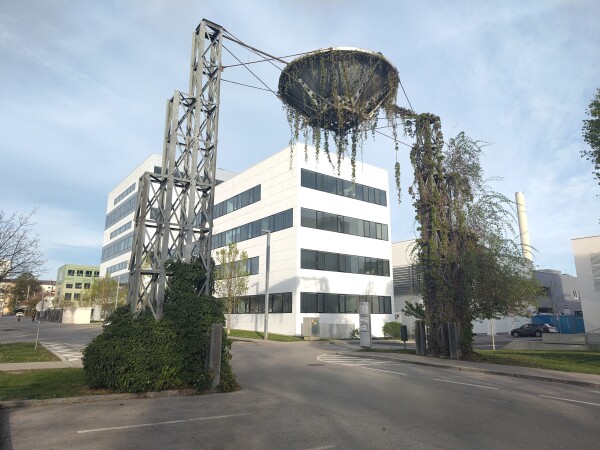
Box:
127;20;223;319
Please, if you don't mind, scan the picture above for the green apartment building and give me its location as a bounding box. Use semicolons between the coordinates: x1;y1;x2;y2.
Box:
55;264;100;306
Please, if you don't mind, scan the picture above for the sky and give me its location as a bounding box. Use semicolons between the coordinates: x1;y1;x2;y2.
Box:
1;0;598;280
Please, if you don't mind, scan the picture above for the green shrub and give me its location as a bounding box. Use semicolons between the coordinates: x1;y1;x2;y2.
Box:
382;321;403;339
82;259;239;393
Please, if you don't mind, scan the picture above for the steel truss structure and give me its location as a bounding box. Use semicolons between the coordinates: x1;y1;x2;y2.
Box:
128;20;223;319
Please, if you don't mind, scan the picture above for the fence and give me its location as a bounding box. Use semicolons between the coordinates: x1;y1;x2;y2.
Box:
532;314;585;334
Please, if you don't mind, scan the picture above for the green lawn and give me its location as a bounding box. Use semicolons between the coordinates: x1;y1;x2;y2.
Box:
0;342;60;363
227;329;303;342
0;369;94;401
468;350;600;375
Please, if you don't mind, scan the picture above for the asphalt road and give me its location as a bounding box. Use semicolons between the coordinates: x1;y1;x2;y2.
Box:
2;339;599;449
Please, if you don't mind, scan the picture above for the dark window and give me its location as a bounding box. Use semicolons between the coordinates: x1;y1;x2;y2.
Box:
67;270;75;276
64;293;72;300
300;292;391;314
301;249;390;277
84;283;91;289
300;169;386;207
231;293;292;314
300;208;388;241
76;270;83;276
66;283;73;289
75;283;82;289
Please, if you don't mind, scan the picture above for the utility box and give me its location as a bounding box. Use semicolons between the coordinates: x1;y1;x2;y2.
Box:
302;317;320;340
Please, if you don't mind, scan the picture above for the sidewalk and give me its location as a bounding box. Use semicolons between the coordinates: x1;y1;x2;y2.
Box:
330;339;600;389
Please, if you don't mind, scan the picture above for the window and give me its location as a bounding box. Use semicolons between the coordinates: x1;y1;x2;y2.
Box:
94;271;99;277
214;185;261;219
573;290;579;299
300;169;386;206
301;249;390;277
77;270;83;276
110;221;132;239
300;208;388;241
66;283;73;289
101;233;134;262
105;195;138;229
64;293;72;300
84;283;91;289
232;292;292;314
212;209;293;249
75;283;82;289
74;293;80;300
85;271;92;277
114;183;136;206
300;292;391;314
67;269;75;276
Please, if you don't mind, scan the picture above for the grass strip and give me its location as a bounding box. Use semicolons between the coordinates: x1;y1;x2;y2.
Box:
0;369;98;401
0;342;60;363
469;350;600;375
228;329;303;342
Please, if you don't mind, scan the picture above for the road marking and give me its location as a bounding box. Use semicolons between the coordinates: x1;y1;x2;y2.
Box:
363;367;407;376
434;379;499;390
539;395;600;406
304;446;336;450
317;354;390;367
78;413;250;434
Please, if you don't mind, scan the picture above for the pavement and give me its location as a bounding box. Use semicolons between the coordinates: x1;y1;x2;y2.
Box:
2;338;600;409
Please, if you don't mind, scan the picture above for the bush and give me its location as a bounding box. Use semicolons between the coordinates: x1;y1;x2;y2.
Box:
349;328;360;339
82;259;239;393
382;321;403;339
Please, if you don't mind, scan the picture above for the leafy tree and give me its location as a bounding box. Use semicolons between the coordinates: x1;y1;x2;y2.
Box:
10;272;41;310
0;209;46;282
402;301;425;321
213;243;249;335
82;274;127;312
582;88;600;185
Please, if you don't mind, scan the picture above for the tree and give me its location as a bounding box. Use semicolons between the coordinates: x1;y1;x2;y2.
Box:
213;243;249;335
10;272;41;310
82;274;126;313
0;209;46;282
582;88;600;185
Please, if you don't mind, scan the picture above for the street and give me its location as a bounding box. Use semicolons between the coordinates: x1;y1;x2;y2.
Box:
1;338;599;449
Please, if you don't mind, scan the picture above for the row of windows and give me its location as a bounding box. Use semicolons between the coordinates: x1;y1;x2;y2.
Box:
63;293;81;301
114;183;136;206
301;208;388;241
110;221;132;240
212;209;293;249
300;292;392;314
65;282;91;290
215;256;259;278
214;185;261;219
66;269;99;277
233;293;293;314
101;233;134;262
105;195;137;229
301;169;387;206
301;249;390;277
106;260;128;274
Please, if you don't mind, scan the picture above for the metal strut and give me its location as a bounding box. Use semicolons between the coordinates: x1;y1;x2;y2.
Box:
128;20;224;319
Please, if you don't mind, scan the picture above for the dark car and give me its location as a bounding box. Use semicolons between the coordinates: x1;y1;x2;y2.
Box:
510;323;546;338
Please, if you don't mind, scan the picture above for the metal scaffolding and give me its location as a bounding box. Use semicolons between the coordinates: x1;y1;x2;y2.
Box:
127;20;224;319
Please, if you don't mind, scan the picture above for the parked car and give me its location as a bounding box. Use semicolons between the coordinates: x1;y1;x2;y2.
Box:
15;311;24;318
539;323;559;333
510;323;546;337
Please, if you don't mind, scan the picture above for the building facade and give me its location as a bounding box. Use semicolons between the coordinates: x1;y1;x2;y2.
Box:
212;145;394;338
572;235;600;333
55;265;99;306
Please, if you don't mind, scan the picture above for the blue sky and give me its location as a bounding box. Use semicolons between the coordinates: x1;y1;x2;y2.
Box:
1;0;598;279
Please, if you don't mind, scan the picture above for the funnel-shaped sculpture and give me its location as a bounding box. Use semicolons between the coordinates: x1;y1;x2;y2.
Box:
278;47;399;134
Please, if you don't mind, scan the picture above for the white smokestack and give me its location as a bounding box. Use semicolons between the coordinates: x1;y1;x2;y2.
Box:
515;192;532;261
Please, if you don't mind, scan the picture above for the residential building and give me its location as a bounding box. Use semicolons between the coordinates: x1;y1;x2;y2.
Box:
212;145;394;338
572;235;600;333
55;265;99;306
99;154;236;282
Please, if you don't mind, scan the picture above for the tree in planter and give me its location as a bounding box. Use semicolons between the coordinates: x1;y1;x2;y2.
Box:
213;243;249;335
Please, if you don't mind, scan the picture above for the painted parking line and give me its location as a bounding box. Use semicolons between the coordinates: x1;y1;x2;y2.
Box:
78;413;250;434
434;378;499;390
539;395;600;407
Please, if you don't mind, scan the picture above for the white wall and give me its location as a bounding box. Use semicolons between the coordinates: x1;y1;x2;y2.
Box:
572;235;600;333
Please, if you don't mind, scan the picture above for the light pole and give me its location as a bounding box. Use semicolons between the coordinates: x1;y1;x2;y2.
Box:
262;229;271;340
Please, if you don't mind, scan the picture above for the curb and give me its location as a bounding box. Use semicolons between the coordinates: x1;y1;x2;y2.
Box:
336;351;600;388
0;388;201;410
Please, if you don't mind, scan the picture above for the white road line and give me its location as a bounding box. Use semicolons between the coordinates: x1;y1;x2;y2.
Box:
363;367;407;376
78;413;250;434
539;395;600;406
434;379;499;390
303;446;336;450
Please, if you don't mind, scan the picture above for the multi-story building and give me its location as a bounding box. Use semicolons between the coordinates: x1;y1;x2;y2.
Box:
572;235;600;333
100;154;236;282
534;269;582;315
55;265;99;306
212;145;394;337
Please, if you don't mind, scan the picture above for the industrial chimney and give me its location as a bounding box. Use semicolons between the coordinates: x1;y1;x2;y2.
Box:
515;192;532;261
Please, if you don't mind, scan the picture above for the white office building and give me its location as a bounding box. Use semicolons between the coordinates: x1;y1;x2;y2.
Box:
572;235;600;334
213;145;394;338
101;145;395;337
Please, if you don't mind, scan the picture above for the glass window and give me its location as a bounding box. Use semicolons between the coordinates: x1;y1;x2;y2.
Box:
65;293;72;300
301;208;317;228
77;270;83;276
67;270;75;276
66;283;73;289
74;293;80;300
75;283;82;289
85;271;92;277
84;283;91;289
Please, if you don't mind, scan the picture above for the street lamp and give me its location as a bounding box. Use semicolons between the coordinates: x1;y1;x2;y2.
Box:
262;229;271;341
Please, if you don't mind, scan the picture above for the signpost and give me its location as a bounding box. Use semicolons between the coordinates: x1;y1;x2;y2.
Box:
34;294;49;350
359;301;371;349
